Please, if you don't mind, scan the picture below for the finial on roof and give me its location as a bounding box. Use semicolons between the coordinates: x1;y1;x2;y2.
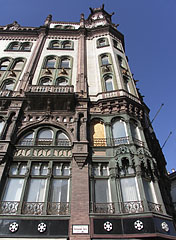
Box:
44;14;52;26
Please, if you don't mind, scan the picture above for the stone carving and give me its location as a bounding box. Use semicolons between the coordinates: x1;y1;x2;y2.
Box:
4;21;20;30
104;221;113;232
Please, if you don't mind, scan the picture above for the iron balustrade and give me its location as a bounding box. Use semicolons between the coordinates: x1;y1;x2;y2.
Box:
121;201;144;213
36;138;53;146
28;85;74;93
91;138;107;147
19;138;33;146
0;201;19;215
147;201;163;213
22;202;44;215
91;202;115;214
56;139;71;146
112;137;129;146
133;137;145;147
18;138;71;146
47;202;69;215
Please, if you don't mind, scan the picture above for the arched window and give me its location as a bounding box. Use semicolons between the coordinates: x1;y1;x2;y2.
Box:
123;76;129;92
112;119;128;145
0;59;10;71
64;25;74;29
62;41;72;49
56;77;68;86
39;77;52;86
104;75;113;92
101;55;109;65
56;131;70;146
19;132;34;146
54;25;62;29
90;119;106;146
50;41;60;49
36;128;53;145
12;59;24;71
97;37;109;48
1;79;15;91
8;42;20;50
60;58;70;68
21;42;32;51
118;55;128;69
45;57;56;68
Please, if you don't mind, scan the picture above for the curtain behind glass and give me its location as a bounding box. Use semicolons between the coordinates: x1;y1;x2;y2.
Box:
26;179;46;202
50;179;68;202
2;178;24;201
112;120;126;138
95;179;110;203
120;178;139;201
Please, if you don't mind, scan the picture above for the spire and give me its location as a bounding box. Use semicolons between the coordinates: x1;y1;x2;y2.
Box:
44;14;52;26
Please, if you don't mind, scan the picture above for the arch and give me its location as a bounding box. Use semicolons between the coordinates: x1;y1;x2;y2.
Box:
90;118;106;146
56;131;70;146
62;40;73;49
1;79;15;91
44;56;57;69
18;131;34;146
39;77;52;86
64;25;75;29
0;58;11;71
49;40;61;49
101;54;110;66
36;128;53;145
11;58;25;71
112;118;128;145
55;77;68;86
97;37;109;47
129;119;140;140
7;41;20;50
54;25;62;29
21;42;32;51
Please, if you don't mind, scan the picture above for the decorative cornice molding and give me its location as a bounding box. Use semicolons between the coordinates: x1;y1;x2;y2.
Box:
0;36;37;41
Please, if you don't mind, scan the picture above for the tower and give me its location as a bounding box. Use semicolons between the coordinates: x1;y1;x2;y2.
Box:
0;5;175;240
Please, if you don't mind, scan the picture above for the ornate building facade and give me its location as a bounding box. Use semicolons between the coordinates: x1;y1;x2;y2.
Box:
0;5;175;240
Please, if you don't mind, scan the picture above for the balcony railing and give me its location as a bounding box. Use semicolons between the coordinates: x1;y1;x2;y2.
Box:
91;202;115;214
27;85;74;93
90;201;163;214
0;201;70;215
121;201;144;213
91;137;144;147
18;138;71;146
148;201;163;213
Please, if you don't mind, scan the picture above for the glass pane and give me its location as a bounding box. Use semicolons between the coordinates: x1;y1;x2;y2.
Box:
19;132;34;145
53;164;62;176
31;163;40;175
46;58;56;68
10;163;18;175
3;178;24;201
3;81;14;91
92;165;99;176
99;39;106;46
120;178;139;201
50;179;68;202
95;180;110;203
130;123;138;139
143;180;154;202
40;78;51;86
101;56;109;65
41;164;48;175
63;42;71;49
105;77;113;91
61;59;69;68
19;163;27;175
26;179;46;202
22;43;31;50
52;42;60;48
101;165;108;176
56;78;68;86
0;121;5;134
38;129;52;139
0;60;10;70
63;164;70;176
112;120;126;138
13;61;24;70
11;44;19;50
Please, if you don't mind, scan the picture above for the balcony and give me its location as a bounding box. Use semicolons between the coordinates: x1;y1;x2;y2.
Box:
90;137;144;147
27;85;74;94
0;201;70;215
90;201;163;214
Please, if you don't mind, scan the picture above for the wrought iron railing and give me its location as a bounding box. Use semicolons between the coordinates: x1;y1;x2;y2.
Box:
56;139;71;146
91;138;107;147
133;137;145;147
18;138;33;146
28;85;74;93
0;201;19;214
91;202;115;214
22;202;44;215
36;138;53;146
147;201;163;213
112;137;129;146
121;201;144;213
47;202;69;215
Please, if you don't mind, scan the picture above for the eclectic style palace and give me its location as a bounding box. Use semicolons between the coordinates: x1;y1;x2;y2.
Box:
0;5;175;240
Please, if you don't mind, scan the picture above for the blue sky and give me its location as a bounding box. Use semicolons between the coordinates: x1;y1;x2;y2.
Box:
0;0;176;171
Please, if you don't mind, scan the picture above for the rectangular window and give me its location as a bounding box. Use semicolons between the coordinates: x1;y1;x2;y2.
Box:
26;179;47;202
50;179;69;202
2;178;24;201
120;177;139;201
95;179;110;203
